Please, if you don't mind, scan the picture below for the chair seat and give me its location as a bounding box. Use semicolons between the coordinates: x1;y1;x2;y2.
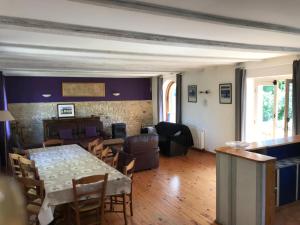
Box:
70;200;101;212
27;203;41;214
28;188;37;195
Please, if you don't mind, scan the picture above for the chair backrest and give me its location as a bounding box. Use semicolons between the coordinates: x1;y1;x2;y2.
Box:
123;159;136;179
88;138;101;153
43;139;64;148
124;134;159;155
99;147;110;161
111;152;119;169
92;143;104;158
9;153;23;177
19;157;39;180
72;174;108;214
17;177;45;205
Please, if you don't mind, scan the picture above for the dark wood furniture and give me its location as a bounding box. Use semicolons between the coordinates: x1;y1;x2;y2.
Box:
103;138;124;148
70;174;108;225
43;139;64;148
43;116;110;145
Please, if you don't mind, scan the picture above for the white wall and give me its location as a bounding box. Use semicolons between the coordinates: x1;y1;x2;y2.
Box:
243;54;299;78
182;65;235;152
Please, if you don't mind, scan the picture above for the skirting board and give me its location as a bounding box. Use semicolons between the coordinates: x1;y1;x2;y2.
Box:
190;147;216;155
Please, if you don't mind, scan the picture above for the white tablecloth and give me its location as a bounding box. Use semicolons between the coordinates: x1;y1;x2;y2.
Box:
28;144;131;225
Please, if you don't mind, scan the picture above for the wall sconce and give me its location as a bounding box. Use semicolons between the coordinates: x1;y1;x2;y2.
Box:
199;90;210;94
42;94;52;98
112;92;120;96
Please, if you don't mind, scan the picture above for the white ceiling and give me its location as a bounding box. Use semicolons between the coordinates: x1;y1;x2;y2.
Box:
0;0;299;77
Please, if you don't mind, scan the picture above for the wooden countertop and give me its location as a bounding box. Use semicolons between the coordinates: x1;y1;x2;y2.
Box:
242;135;300;152
215;135;300;162
215;146;276;162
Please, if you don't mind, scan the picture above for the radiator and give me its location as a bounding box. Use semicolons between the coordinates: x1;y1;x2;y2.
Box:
199;130;205;150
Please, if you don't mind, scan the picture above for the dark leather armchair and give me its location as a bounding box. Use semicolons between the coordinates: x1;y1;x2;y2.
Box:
155;122;194;156
117;134;159;172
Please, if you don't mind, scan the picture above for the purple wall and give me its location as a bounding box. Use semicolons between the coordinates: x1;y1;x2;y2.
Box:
5;76;152;103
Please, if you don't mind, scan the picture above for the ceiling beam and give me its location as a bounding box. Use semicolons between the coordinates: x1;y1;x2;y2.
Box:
1;16;300;52
72;0;300;35
0;42;261;62
1;67;176;74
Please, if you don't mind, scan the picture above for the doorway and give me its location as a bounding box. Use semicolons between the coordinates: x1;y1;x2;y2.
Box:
254;79;293;141
165;81;176;123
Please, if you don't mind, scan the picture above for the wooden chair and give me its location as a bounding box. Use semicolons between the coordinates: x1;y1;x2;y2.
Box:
110;152;119;169
92;143;104;158
9;153;24;177
70;174;108;225
109;159;135;225
88;138;102;153
19;157;39;180
43;139;64;148
17;177;45;225
99;147;110;161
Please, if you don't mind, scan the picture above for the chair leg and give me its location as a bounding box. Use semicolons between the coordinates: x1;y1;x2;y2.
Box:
110;196;113;211
66;206;71;225
96;208;100;224
122;193;128;225
100;206;104;225
129;192;133;216
75;211;81;225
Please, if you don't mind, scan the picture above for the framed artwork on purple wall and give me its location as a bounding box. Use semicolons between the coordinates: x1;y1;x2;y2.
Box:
57;104;75;118
62;82;105;97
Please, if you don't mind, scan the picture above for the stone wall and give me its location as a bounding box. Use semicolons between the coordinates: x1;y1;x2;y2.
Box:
8;100;153;146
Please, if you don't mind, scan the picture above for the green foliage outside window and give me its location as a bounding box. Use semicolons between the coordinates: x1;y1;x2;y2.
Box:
262;81;292;122
262;85;274;122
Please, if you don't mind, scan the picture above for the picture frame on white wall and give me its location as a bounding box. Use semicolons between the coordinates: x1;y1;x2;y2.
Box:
219;83;232;104
188;85;197;103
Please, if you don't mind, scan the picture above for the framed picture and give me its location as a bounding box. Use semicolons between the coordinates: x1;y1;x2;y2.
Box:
57;104;75;118
188;85;197;103
219;83;232;104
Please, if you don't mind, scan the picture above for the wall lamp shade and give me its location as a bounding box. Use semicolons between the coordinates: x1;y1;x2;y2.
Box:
42;94;52;98
112;92;120;96
0;111;15;122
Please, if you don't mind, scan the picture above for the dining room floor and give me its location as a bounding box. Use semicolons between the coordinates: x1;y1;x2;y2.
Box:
102;149;217;225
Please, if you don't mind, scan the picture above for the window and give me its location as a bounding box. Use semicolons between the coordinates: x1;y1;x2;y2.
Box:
164;81;176;123
245;77;293;142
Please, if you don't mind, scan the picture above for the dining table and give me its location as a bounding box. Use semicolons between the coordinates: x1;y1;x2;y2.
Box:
28;144;131;225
